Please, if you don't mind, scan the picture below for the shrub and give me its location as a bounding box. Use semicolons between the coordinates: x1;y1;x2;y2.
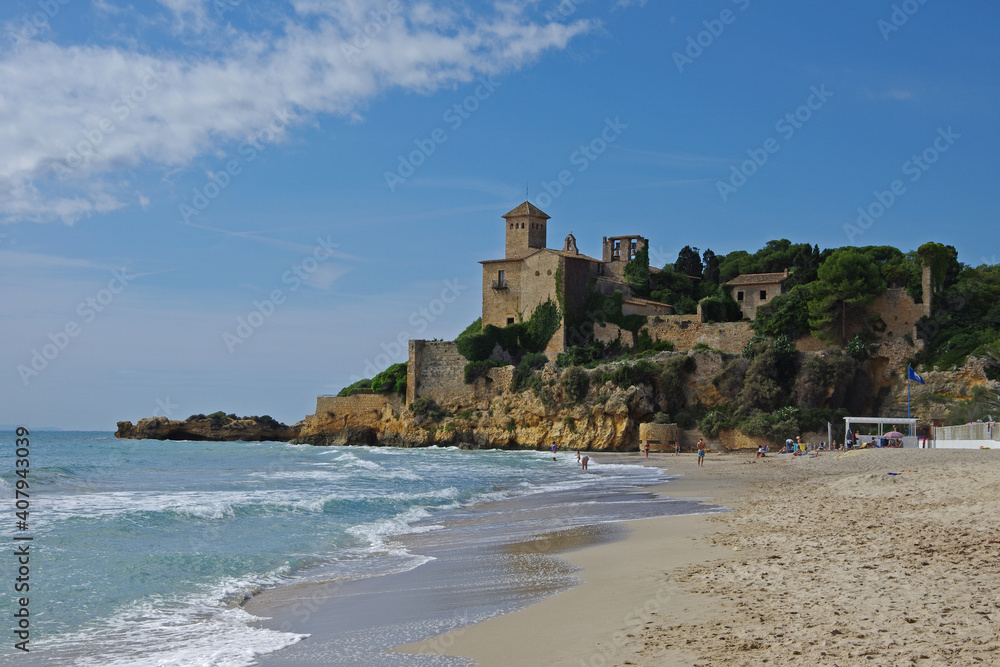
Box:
338;378;373;397
560;366;590;402
653;411;672;424
658;355;693;416
208;411;231;428
464;360;504;383
370;362;407;395
410;397;448;422
591;360;658;388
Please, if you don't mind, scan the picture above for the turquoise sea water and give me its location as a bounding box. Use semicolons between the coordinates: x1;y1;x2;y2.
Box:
0;432;694;666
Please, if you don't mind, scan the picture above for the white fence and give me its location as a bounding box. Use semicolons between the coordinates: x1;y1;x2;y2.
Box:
932;422;999;449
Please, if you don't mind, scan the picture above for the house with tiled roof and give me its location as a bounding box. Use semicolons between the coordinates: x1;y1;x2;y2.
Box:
725;269;789;320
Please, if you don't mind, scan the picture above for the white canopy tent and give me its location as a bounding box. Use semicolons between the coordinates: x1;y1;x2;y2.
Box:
844;416;920;448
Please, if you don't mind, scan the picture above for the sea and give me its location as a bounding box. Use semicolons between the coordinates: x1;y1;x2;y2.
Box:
0;431;717;666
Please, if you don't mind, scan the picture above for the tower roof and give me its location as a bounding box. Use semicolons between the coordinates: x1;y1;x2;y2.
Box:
502;201;550;220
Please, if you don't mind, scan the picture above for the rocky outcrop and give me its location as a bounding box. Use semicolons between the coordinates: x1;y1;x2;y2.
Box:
115;416;301;442
877;355;999;420
293;361;660;450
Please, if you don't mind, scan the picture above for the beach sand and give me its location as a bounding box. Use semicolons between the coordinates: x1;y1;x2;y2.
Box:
399;448;1000;666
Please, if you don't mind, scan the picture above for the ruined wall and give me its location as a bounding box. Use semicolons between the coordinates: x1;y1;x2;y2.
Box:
407;340;469;407
871;287;926;341
311;393;402;430
594;317;754;355
639;422;680;451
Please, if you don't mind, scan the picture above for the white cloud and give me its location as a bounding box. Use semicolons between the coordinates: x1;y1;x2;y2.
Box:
0;2;596;223
883;88;914;101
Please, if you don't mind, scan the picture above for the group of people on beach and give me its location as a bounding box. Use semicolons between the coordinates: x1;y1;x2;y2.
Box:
554;437;709;470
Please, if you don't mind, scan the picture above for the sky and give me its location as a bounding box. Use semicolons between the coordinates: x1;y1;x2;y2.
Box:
1;0;998;430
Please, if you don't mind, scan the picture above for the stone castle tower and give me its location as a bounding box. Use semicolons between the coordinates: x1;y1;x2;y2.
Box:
503;201;549;259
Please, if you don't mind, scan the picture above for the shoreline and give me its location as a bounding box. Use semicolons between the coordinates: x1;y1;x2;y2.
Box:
402;448;1000;666
244;452;711;665
394;452;733;666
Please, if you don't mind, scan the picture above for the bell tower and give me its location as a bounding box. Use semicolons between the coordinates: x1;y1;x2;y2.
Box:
502;201;549;259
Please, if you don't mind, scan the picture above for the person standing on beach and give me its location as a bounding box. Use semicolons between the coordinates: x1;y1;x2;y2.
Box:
674;441;681;456
697;438;706;466
581;454;589;471
552;443;557;461
644;442;650;459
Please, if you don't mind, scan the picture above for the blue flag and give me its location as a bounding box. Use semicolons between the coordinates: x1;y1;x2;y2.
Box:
907;366;925;384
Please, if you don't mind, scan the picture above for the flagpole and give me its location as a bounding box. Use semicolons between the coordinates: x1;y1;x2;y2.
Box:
907;373;911;423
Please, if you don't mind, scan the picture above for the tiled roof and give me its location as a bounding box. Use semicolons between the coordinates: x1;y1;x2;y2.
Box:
725;271;788;286
502;201;550;219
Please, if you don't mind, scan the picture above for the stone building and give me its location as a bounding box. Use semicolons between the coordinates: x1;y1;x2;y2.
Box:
725;269;789;320
480;202;672;355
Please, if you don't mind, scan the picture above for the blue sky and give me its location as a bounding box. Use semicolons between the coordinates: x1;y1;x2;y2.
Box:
1;0;998;430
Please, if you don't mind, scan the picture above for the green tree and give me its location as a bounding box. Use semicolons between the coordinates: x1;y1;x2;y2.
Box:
623;241;650;297
917;242;961;293
808;248;886;344
674;245;703;278
702;249;720;284
753;283;813;338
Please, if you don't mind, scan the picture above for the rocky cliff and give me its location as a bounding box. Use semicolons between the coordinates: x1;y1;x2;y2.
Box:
115;416;301;442
294;361;665;451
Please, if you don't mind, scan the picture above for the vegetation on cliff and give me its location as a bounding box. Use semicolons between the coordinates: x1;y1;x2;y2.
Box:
337;362;407;397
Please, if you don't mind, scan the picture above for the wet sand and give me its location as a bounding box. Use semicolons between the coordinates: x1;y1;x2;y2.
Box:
403;448;1000;666
245;459;717;665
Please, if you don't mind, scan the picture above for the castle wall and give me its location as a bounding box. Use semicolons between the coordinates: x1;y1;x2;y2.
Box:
593;317;754;355
407;340;468;406
872;287;926;341
481;259;522;328
312;393;402;430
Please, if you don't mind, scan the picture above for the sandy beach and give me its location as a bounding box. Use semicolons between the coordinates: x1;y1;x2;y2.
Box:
399;448;1000;666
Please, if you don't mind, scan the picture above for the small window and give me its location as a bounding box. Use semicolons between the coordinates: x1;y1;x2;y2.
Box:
506;317;515;325
736;291;744;301
498;270;505;283
760;290;767;300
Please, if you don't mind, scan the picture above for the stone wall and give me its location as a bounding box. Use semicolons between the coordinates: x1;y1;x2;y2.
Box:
312;393;402;430
407;340;469;406
871;287;927;341
638;422;680;452
593;317;754;355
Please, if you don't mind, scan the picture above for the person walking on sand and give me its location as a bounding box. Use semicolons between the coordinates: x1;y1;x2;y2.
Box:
644;442;650;459
697;438;706;466
581;454;589;471
675;441;681;456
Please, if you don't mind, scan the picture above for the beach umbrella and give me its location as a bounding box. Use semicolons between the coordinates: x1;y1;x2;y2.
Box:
885;431;905;438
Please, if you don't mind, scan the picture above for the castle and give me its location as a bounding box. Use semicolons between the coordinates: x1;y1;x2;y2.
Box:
480;201;672;356
313;201;932;423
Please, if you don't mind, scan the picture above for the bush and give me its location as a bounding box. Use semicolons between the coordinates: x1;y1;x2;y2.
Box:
653;411;672;424
370;362;407;395
658;355;693;416
591;360;658;388
208;411;231;428
560;366;590;402
410;397;448;422
464;360;504;383
338;378;373;397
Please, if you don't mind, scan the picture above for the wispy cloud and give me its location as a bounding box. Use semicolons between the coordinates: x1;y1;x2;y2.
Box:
0;2;596;224
613;146;732;169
